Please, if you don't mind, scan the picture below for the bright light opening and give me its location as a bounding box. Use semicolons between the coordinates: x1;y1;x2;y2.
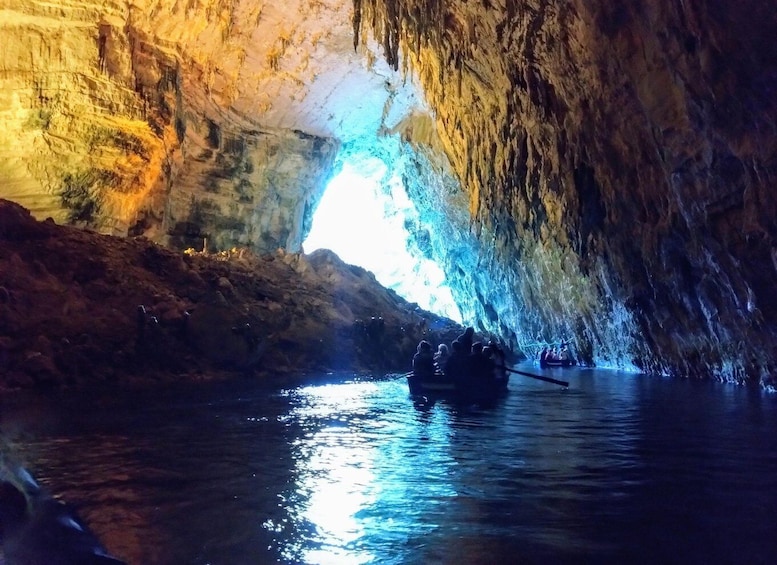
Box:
303;160;462;322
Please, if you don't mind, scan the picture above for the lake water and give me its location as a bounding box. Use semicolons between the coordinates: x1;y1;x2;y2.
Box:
1;365;776;564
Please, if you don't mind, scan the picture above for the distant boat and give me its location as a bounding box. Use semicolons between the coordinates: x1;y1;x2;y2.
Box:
539;357;576;368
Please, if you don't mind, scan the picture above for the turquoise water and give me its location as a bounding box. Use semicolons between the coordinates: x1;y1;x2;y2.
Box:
1;366;776;564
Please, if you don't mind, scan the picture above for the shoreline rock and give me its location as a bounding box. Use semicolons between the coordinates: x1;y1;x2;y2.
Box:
0;199;466;392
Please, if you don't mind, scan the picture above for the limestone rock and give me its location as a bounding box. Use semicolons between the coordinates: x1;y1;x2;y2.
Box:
2;0;777;384
356;0;777;384
0;199;463;390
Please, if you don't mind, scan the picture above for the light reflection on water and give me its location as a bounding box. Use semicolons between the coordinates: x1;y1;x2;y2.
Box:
273;381;461;565
1;368;777;564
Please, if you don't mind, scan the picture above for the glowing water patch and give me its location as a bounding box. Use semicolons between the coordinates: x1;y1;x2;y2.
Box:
272;381;458;563
303;161;462;322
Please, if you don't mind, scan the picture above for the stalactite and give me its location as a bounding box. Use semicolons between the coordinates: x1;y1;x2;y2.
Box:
352;0;362;50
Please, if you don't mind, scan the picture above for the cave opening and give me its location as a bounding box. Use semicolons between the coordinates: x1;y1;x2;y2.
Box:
302;157;462;323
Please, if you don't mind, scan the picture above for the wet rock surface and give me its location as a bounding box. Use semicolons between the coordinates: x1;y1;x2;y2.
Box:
3;0;777;384
0;200;463;392
356;0;777;384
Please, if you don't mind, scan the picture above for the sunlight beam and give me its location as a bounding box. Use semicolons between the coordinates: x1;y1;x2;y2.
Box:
303;159;461;322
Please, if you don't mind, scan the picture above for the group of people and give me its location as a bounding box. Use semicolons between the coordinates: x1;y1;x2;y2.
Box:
411;326;507;386
539;342;573;364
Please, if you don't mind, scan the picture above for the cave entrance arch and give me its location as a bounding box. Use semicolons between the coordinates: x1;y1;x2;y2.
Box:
302;158;461;322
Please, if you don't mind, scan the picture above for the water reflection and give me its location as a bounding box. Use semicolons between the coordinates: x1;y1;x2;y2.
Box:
282;383;378;563
271;381;465;564
1;370;776;564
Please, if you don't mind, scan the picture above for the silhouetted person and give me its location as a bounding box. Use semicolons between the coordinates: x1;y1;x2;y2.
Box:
412;340;435;380
433;343;450;371
444;340;468;388
488;339;506;367
469;341;495;382
408;340;435;394
456;326;475;357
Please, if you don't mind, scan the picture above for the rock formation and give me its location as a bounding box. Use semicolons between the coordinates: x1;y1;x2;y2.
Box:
0;199;462;390
354;0;777;385
1;1;776;385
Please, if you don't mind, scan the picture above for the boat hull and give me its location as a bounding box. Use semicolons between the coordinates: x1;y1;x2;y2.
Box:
407;374;509;402
539;359;575;368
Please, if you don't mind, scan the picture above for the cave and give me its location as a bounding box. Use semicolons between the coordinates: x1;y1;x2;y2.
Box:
4;0;776;386
3;0;774;386
1;1;774;384
2;1;777;563
302;156;462;322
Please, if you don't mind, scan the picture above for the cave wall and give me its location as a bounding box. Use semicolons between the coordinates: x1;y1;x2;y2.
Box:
0;0;418;251
3;0;777;383
356;0;777;383
162;115;338;252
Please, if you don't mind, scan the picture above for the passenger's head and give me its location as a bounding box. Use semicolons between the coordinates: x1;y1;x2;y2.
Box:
437;343;449;354
471;341;483;354
417;340;432;353
451;340;462;352
465;327;474;337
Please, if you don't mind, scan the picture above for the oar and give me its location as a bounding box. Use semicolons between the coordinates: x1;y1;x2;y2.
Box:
501;366;569;388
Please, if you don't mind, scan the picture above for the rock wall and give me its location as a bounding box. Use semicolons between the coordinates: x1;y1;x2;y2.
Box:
0;0;418;250
3;0;777;384
356;0;777;384
0;199;462;390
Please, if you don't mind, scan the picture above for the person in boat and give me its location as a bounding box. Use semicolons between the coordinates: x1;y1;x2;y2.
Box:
469;341;496;383
412;340;436;380
433;343;450;371
456;326;475;358
443;339;468;387
487;339;506;367
559;343;571;361
486;341;507;379
540;347;549;364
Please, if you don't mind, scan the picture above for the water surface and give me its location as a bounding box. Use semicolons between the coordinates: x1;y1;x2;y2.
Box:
1;366;776;564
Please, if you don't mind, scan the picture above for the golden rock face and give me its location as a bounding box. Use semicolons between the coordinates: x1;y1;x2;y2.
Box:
0;0;424;242
3;0;777;381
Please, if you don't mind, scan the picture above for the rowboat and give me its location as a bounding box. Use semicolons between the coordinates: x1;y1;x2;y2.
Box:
406;371;509;401
0;462;126;564
402;365;570;397
539;358;576;368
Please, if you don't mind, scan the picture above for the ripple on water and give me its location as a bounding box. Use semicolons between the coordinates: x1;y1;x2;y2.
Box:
1;369;776;564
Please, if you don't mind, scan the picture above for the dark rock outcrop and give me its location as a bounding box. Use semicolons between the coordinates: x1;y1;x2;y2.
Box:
0;199;464;391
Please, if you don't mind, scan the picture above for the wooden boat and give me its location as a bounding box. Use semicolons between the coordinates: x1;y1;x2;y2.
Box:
539;357;576;368
406;370;509;402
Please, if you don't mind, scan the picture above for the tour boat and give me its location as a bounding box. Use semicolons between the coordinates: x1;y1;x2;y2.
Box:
539;357;576;368
406;371;509;401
